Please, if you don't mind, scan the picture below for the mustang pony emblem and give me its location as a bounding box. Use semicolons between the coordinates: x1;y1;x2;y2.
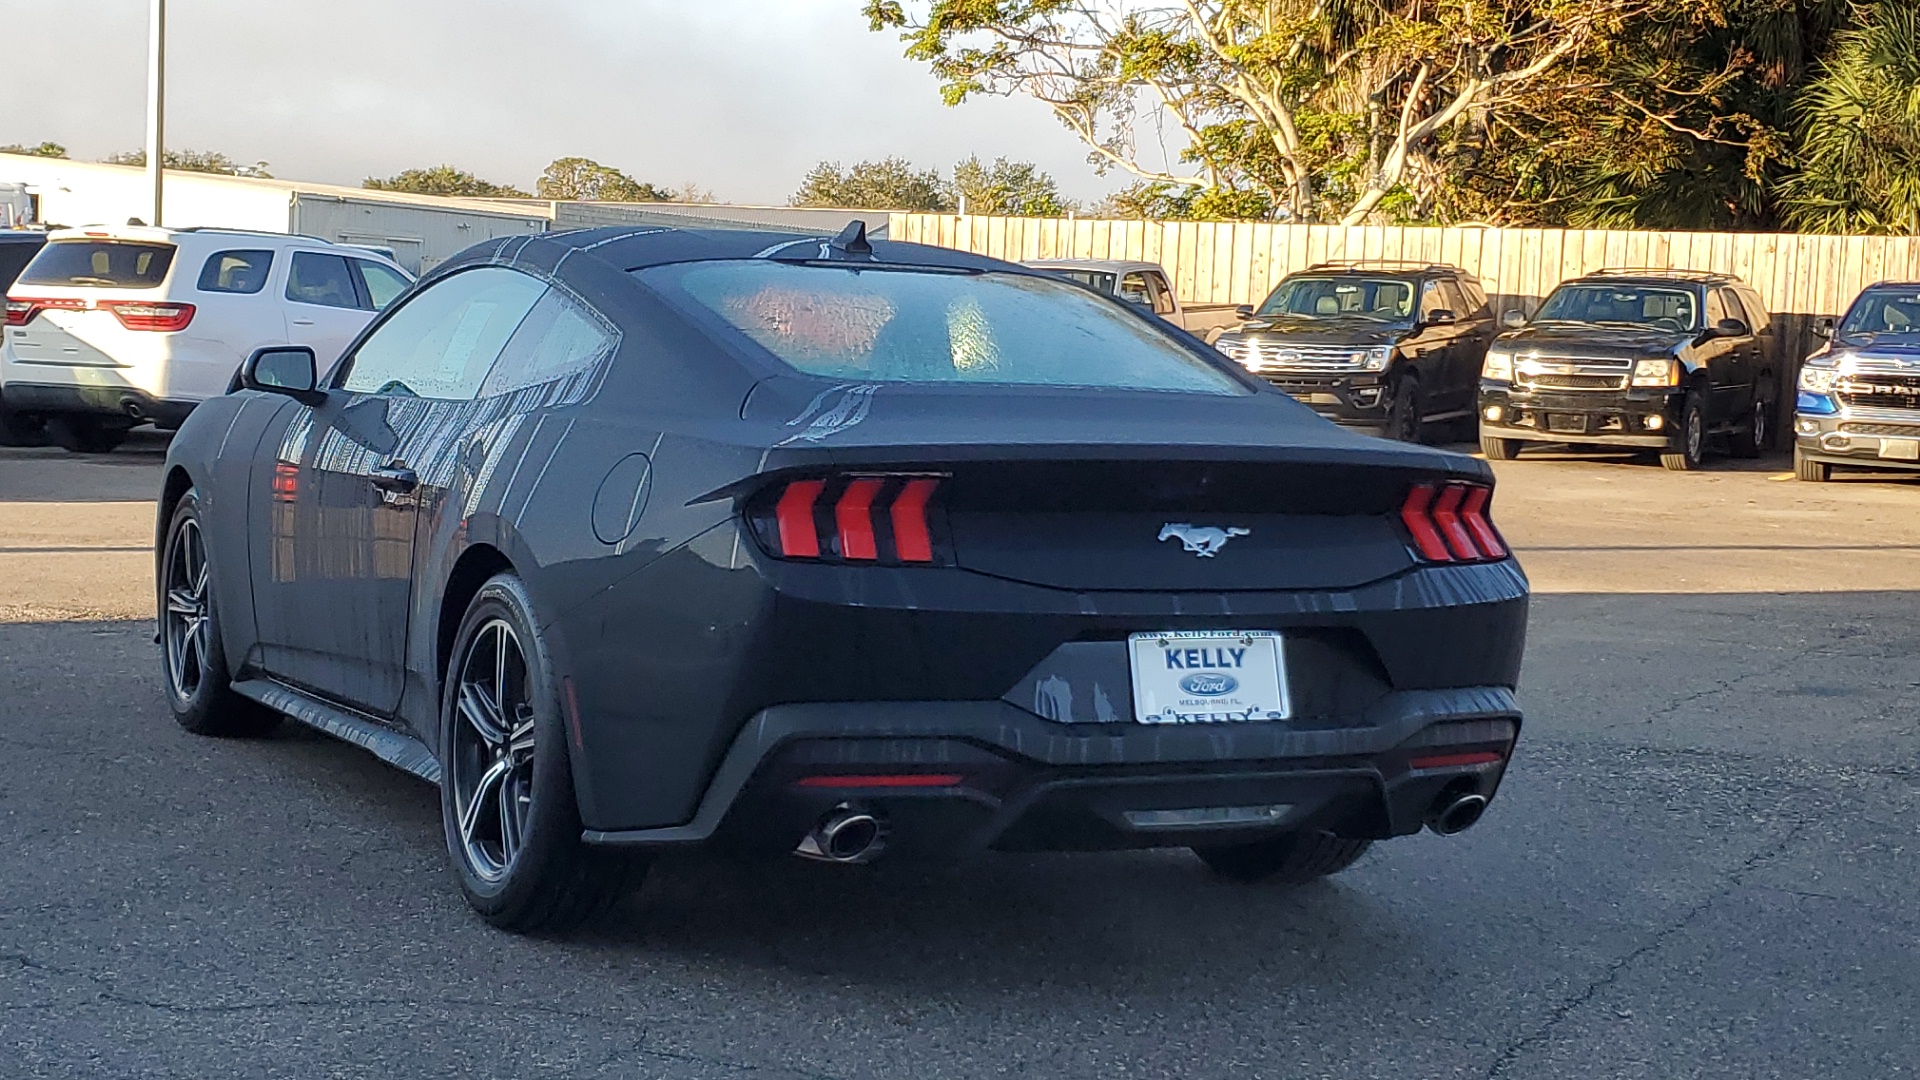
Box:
1159;523;1250;558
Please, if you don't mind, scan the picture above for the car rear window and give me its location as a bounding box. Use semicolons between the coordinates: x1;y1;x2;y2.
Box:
641;261;1245;395
197;250;273;294
17;240;176;288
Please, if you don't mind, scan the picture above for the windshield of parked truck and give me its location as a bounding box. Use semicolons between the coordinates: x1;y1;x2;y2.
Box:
1535;284;1697;331
1255;276;1416;323
1837;286;1920;345
643;260;1246;395
16;240;177;289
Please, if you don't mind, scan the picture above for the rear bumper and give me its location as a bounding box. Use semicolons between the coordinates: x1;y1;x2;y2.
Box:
1479;384;1681;446
0;381;196;428
582;688;1519;854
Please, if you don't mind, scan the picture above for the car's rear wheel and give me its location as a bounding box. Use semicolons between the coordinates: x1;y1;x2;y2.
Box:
1729;387;1773;459
1193;830;1372;885
0;401;46;447
1660;391;1706;471
1386;375;1422;443
46;415;131;454
1794;446;1831;482
440;574;644;933
1479;434;1522;460
160;491;280;737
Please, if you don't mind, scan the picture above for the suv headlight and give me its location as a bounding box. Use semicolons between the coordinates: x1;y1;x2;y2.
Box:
1631;358;1682;387
1482;350;1513;382
1355;346;1392;371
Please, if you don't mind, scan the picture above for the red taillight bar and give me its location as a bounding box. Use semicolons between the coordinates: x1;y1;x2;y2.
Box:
5;296;87;327
1407;751;1505;770
775;479;826;558
763;474;943;565
101;300;195;332
1401;481;1506;564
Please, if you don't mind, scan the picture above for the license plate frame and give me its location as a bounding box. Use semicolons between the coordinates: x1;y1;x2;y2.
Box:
1127;631;1289;725
1878;437;1920;461
1547;413;1589;434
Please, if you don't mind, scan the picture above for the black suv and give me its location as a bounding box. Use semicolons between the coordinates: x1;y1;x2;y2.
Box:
1213;261;1495;441
1478;269;1775;470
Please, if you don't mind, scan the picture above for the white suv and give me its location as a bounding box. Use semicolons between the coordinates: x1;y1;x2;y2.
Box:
2;226;412;451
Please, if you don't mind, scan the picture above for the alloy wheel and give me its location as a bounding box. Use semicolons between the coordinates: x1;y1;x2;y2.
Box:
1687;407;1704;462
162;518;212;704
1752;398;1769;450
450;618;537;883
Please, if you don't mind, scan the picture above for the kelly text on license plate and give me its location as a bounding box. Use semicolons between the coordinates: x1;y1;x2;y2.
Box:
1128;631;1289;724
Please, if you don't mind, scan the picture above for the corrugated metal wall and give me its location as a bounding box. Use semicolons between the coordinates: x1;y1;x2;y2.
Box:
891;215;1920;367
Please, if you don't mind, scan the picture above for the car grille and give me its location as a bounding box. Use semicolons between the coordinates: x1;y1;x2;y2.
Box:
1837;374;1920;410
1224;341;1369;371
1514;357;1631;392
1839;421;1920;437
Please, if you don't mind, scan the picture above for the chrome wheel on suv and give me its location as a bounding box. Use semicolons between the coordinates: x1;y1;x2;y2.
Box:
1661;392;1706;471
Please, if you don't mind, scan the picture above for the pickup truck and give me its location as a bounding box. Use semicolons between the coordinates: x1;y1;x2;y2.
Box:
1024;259;1244;341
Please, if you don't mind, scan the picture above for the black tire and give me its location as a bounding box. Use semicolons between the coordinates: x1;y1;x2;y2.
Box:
1194;830;1373;885
46;415;131;454
1386;375;1423;443
159;490;281;738
1794;446;1831;483
1480;434;1522;460
0;401;46;447
440;573;644;933
1729;385;1774;459
1660;391;1706;471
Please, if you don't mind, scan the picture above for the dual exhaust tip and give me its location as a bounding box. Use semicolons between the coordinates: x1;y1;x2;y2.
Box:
796;803;887;864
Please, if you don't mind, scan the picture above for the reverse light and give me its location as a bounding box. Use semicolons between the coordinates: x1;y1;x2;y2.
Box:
756;474;947;565
1401;482;1507;564
1631;358;1681;387
101;300;195;332
1482;350;1514;382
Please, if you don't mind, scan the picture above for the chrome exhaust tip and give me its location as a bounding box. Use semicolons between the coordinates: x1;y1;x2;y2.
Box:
1426;793;1489;837
795;803;887;864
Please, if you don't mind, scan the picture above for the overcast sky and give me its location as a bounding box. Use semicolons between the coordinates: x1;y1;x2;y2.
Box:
0;0;1141;205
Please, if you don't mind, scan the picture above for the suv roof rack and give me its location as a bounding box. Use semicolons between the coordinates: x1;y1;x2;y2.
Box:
1583;267;1736;283
175;226;335;244
1307;259;1473;276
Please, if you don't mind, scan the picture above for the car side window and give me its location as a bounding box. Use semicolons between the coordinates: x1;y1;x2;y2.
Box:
338;266;546;401
286;253;361;310
353;260;411;311
1459;277;1490;316
1420;279;1455;319
1117;272;1152;307
1736;287;1769;331
1435;279;1468;317
197;250;272;294
1717;289;1751;331
1145;271;1175;315
1704;289;1729;327
481;288;618;397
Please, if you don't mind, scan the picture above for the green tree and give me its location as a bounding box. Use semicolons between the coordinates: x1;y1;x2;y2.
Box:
792;158;952;210
0;142;68;159
535;157;676;201
1782;3;1920;234
950;156;1070;215
106;148;271;178
364;166;526;198
866;0;1651;223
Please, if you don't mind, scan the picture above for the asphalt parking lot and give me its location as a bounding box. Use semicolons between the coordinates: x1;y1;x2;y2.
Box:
1;436;1915;1079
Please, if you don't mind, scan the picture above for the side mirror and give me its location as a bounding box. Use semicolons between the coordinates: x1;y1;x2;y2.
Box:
1423;309;1457;327
1234;305;1255;319
1714;318;1750;338
1813;318;1834;339
1501;310;1527;330
240;346;322;404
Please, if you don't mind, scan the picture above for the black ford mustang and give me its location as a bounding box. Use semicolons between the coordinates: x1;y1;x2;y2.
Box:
156;224;1528;932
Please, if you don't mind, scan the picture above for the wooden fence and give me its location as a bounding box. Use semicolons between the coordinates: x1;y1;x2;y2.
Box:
890;214;1920;368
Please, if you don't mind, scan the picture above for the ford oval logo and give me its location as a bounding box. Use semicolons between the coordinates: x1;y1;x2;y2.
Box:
1180;673;1238;695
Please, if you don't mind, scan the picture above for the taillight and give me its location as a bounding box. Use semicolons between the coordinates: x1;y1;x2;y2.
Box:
1401;481;1506;563
752;474;947;565
4;296;87;327
101;300;195;332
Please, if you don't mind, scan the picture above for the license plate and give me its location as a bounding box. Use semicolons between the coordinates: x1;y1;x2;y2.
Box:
1127;631;1289;724
1879;438;1920;461
1547;413;1588;434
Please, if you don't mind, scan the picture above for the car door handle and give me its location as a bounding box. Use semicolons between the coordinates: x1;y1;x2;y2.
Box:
291;318;316;325
370;463;418;493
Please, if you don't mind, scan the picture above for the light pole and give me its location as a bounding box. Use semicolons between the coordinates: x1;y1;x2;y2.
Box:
145;0;166;226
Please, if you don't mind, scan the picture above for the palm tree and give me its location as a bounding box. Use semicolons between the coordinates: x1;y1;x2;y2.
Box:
1783;3;1920;234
